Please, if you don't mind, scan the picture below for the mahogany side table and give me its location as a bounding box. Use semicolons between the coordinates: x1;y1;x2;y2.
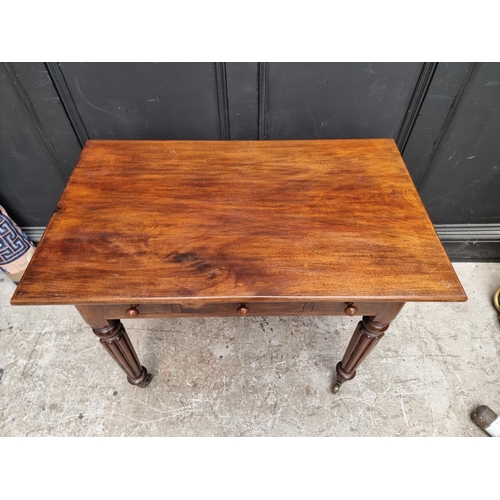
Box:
11;139;466;393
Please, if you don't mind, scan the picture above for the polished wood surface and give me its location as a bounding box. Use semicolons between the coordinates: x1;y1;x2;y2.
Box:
12;139;467;392
11;139;466;305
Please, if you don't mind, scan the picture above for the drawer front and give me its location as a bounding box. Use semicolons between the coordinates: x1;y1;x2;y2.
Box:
101;303;180;319
312;301;380;316
180;301;306;316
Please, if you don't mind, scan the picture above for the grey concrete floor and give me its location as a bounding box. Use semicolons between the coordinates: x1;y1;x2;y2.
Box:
1;262;499;436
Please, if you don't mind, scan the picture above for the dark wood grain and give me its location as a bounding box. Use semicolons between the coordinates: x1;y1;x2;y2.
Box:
11;139;466;306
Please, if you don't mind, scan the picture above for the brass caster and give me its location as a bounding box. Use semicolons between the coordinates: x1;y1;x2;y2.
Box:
332;381;342;394
494;286;500;312
494;286;500;325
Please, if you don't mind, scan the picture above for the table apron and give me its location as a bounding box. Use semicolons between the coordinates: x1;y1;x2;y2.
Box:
99;301;384;319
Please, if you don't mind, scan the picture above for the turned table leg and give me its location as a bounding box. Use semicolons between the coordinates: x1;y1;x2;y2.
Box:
76;305;152;387
333;303;405;394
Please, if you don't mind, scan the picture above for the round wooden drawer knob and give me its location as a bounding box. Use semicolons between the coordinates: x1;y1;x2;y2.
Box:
126;306;140;318
237;304;250;316
344;303;358;316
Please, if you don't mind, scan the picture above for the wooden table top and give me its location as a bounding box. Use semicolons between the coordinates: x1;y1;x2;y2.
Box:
12;139;466;306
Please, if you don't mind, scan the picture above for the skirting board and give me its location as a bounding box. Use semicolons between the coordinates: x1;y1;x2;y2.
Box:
22;227;46;243
22;224;500;262
436;224;500;262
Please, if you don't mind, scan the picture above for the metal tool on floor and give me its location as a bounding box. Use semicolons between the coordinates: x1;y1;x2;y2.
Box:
471;405;500;437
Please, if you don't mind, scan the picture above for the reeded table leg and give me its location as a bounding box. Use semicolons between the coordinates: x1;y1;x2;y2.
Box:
76;305;152;387
333;303;405;394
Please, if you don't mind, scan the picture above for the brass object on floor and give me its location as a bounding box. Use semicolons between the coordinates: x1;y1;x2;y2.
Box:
494;286;500;323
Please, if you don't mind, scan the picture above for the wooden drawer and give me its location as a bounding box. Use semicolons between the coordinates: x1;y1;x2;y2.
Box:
312;301;380;316
179;301;307;316
101;303;180;319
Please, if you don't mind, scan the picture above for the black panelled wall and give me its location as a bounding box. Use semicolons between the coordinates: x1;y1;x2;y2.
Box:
1;62;499;260
264;62;423;140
